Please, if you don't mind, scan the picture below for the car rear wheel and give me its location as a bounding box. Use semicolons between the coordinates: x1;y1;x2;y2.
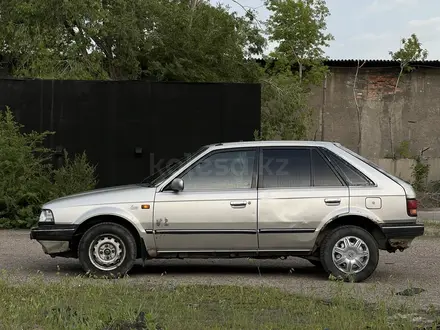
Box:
78;222;137;277
320;225;379;282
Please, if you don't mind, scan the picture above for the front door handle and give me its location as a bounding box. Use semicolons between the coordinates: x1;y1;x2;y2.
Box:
230;201;247;208
324;198;341;206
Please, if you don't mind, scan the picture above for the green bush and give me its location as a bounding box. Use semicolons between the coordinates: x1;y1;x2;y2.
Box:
0;107;97;229
51;150;97;199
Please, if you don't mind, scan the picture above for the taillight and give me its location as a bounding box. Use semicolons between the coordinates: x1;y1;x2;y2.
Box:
407;198;417;217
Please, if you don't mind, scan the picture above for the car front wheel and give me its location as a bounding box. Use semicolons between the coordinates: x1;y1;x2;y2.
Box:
78;222;137;277
320;225;379;282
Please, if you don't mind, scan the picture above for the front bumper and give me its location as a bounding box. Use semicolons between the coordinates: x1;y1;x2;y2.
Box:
30;224;78;256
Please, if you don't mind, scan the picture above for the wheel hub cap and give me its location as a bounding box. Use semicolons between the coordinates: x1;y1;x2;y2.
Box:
88;235;126;271
332;236;370;274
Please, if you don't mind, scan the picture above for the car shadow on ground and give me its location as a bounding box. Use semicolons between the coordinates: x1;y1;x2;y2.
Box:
127;262;330;280
22;258;329;281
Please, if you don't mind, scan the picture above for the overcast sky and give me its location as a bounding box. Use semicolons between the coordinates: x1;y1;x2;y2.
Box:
209;0;440;60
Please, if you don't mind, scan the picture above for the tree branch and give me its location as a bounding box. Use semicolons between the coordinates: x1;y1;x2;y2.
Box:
261;78;286;96
231;0;265;30
353;59;366;153
389;64;405;158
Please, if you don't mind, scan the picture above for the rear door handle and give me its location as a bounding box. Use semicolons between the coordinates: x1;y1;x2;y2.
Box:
230;201;247;208
324;198;341;206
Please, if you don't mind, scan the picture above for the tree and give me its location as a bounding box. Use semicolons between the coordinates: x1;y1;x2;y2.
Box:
387;33;428;158
389;33;428;72
266;0;333;83
0;0;155;79
259;68;310;140
258;0;333;140
144;0;266;82
0;0;265;82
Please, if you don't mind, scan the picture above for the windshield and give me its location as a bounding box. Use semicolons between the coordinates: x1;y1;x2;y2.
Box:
140;146;209;186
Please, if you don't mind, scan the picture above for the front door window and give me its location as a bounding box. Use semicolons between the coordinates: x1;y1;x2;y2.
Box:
181;149;256;190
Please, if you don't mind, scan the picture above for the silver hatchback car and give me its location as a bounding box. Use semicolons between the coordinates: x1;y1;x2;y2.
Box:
30;141;424;282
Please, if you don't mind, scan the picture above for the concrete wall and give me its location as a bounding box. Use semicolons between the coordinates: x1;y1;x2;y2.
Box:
371;158;440;183
308;66;440;160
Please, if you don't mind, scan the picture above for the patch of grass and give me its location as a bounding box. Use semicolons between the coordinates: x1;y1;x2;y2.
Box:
422;220;440;237
0;273;424;330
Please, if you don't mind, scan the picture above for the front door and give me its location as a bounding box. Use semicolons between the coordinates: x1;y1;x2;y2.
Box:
153;148;258;253
257;147;350;252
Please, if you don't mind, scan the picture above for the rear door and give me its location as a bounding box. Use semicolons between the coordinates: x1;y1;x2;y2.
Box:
257;147;350;252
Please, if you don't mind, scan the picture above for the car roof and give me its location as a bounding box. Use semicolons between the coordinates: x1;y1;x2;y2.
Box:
205;140;341;149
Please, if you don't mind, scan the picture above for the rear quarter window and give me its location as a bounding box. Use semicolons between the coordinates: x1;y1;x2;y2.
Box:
322;149;374;186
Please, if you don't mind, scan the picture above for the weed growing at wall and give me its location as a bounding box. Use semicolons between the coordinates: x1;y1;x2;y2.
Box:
395;140;411;159
0;107;97;229
411;156;430;192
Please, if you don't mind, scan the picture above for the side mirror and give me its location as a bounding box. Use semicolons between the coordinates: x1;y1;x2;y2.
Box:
169;178;184;192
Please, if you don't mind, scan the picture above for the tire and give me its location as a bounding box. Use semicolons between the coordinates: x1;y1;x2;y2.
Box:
320;225;379;283
78;222;137;278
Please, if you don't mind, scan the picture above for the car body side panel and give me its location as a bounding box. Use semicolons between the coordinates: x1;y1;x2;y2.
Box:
257;187;350;251
79;206;154;250
319;145;413;224
349;194;412;223
48;204;155;252
74;206;151;232
153;189;258;252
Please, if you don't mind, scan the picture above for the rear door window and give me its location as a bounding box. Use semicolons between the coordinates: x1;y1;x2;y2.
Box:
311;149;344;186
260;148;311;188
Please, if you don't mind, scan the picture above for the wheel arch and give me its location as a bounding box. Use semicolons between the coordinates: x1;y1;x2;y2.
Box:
312;215;388;254
71;215;148;259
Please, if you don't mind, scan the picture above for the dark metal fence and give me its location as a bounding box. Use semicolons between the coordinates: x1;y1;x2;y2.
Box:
0;79;261;187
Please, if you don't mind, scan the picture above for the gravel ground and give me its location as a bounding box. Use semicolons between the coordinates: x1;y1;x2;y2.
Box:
1;230;439;310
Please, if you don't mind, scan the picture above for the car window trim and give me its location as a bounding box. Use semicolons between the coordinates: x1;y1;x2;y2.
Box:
257;146;352;190
257;146;313;189
312;148;346;187
162;147;259;192
318;147;376;187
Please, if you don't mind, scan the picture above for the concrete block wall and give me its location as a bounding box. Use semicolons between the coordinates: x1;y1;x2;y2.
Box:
372;158;440;184
308;63;440;182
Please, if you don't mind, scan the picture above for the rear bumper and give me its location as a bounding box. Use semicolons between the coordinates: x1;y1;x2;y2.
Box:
378;222;424;252
380;222;425;239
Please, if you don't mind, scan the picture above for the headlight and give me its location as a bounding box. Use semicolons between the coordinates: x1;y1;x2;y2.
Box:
39;209;54;223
